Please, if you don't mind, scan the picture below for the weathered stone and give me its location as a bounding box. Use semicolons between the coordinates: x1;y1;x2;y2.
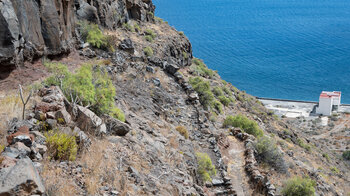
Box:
55;108;72;124
0;155;17;169
12;142;31;156
119;39;135;53
7;126;34;146
188;93;199;101
30;131;46;145
146;66;155;73
164;63;179;75
35;144;47;155
73;127;91;148
104;115;131;136
0;157;45;195
76;106;106;136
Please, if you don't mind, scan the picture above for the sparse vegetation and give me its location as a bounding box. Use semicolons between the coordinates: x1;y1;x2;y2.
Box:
218;95;231;106
342;150;350;160
213;100;223;114
322;153;330;162
254;136;287;172
190;58;216;78
145;35;153;42
297;138;311;152
134;24;141;32
0;144;4;153
331;166;340;174
122;23;135;32
44;62;125;122
182;51;188;59
145;29;156;39
175;126;189;139
189;77;215;110
212;87;224;97
143;47;154;57
196;152;216;182
179;31;184;36
282;177;316;196
223;115;263;137
45;130;78;161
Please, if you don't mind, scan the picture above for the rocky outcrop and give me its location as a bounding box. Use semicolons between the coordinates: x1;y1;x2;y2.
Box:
0;0;75;71
75;0;155;29
0;157;45;195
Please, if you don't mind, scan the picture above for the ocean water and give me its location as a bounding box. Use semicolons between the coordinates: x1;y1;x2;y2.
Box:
154;0;350;103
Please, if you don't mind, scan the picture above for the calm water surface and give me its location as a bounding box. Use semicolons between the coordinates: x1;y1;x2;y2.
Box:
154;0;350;103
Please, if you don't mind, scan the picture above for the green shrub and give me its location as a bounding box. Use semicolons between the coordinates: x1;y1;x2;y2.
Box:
254;136;287;172
297;138;311;152
176;126;189;139
222;86;231;95
213;100;223;114
0;145;4;153
223;115;263;137
44;62;125;122
218;96;231;106
189;77;214;110
179;31;184;36
282;177;316;196
145;35;153;42
147;11;154;18
331;166;340;174
86;24;108;49
342;150;350;160
190;58;216;78
196;152;216;182
145;29;156;39
182;51;188;59
134;24;141;32
143;47;154;57
212;87;224;97
45;130;78;161
322;153;330;162
122;23;135;32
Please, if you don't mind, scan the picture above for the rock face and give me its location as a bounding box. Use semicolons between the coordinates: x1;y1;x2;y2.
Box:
0;157;45;195
0;0;75;71
0;0;155;72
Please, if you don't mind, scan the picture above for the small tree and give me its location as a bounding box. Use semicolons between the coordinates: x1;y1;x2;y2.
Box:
18;84;32;120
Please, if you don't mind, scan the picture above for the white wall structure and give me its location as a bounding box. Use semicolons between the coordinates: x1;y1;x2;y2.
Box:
316;91;341;116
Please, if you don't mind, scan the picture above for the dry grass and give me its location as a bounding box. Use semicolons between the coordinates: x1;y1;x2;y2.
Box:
41;162;78;196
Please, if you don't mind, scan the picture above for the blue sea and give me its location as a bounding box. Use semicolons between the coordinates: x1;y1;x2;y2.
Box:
154;0;350;103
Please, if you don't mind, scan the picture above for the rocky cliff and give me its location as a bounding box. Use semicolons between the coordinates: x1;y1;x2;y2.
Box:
0;0;154;74
0;0;349;196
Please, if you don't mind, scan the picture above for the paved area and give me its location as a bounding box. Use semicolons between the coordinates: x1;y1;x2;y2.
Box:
259;98;350;118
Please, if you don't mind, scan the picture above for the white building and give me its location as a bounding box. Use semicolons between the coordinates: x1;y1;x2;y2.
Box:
315;91;341;116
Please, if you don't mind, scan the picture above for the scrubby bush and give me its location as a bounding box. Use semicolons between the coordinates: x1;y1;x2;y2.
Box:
342;150;350;160
223;115;263;137
213;100;223;114
196;152;216;182
176;126;189;139
254;136;287;172
44;62;125;122
212;87;224;97
134;24;141;32
86;24;108;49
0;144;4;153
179;31;184;36
190;58;216;78
331;166;340;174
145;35;153;42
297;138;311;152
143;47;154;57
218;96;231;106
222;86;231;95
282;177;316;196
45;130;78;161
322;153;330;162
122;23;135;32
189;77;214;110
145;29;156;39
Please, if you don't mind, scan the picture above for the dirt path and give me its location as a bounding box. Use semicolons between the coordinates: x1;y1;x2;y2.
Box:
221;136;252;196
312;118;350;140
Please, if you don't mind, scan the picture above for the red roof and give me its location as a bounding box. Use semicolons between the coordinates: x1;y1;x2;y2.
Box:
319;91;341;98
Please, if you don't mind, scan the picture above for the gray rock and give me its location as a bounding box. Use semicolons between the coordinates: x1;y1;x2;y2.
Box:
12;142;31;156
119;39;135;53
164;63;179;75
212;178;224;186
146;66;155;73
76;106;106;136
55;108;72;124
13;135;32;147
0;157;45;195
30;131;46;145
104;115;131;136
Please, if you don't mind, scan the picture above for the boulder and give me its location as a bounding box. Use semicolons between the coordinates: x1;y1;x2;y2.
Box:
0;157;45;195
0;155;17;169
104;115;131;136
7;126;34;146
12;142;31;156
164;63;179;75
72;127;91;148
76;106;106;136
55;108;72;124
119;39;135;53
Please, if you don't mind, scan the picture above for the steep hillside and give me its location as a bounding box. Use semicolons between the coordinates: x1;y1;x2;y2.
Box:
0;0;349;196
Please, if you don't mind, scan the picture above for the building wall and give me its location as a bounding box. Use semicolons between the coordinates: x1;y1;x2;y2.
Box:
316;97;333;116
